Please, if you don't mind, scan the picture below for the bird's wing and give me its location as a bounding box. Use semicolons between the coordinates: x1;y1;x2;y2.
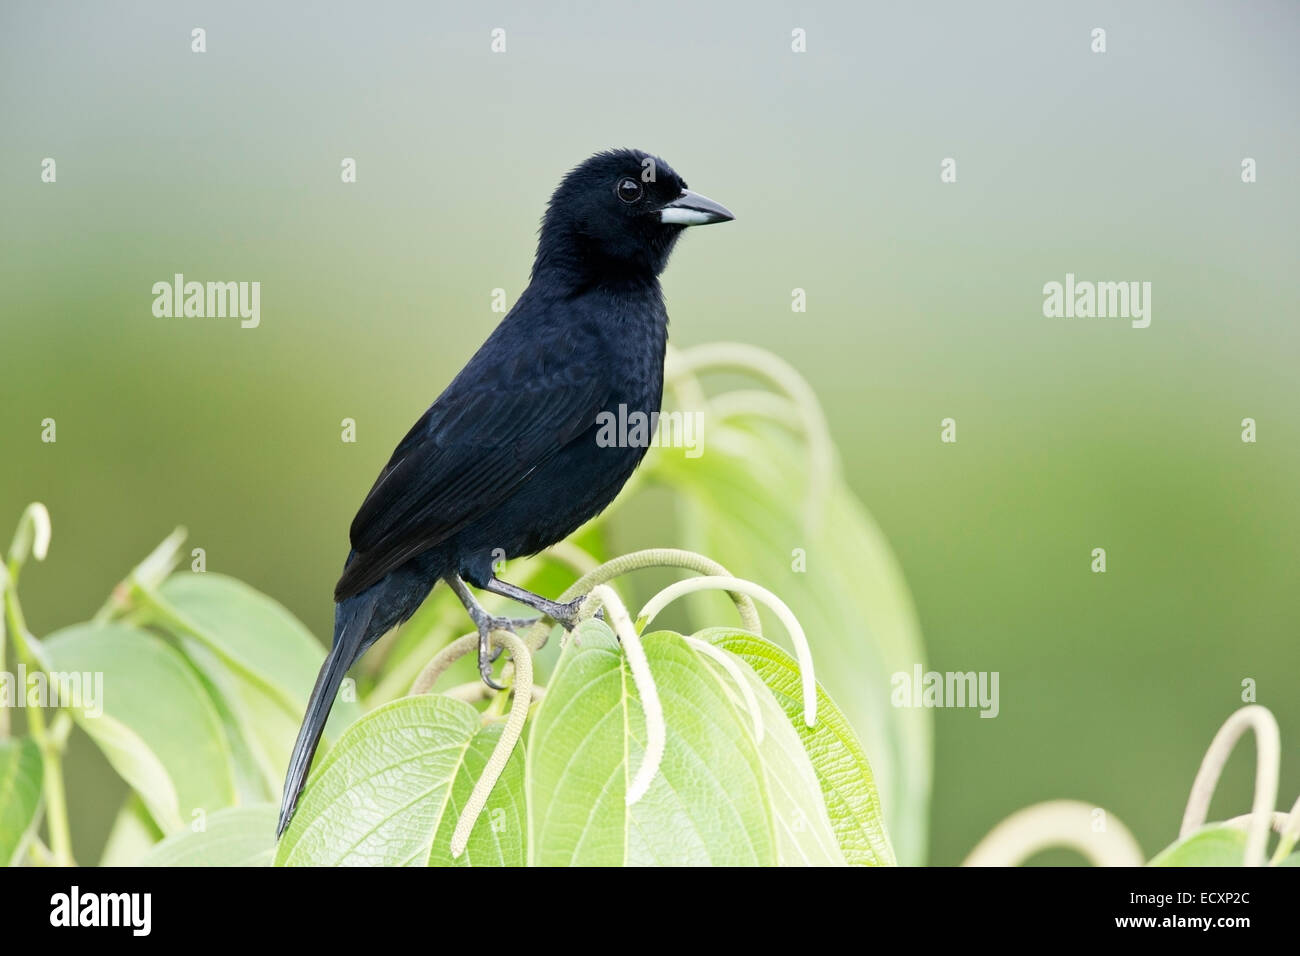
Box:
334;360;608;601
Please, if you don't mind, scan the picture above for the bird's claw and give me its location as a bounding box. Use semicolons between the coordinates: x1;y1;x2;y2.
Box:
551;595;591;631
474;614;538;689
478;647;507;691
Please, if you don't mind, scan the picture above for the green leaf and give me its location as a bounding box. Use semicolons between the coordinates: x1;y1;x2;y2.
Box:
703;628;896;865
275;694;525;866
43;622;236;832
650;418;930;862
1148;825;1246;866
99;795;163;866
429;722;527;867
691;640;845;865
156;573;362;795
527;620;805;866
175;640;282;803
142;805;279;866
0;737;43;866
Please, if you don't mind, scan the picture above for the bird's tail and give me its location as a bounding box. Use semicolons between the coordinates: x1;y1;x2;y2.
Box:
276;596;372;838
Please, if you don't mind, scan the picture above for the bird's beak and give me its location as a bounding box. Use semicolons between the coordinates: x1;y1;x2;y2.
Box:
658;189;735;226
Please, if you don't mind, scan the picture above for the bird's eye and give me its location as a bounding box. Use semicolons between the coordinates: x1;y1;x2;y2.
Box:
616;177;644;204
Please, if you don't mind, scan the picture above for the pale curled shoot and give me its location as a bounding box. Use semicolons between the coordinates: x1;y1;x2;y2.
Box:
637;575;817;727
582;585;665;806
8;501;52;568
527;547;763;651
684;635;764;745
962;800;1145;867
450;629;533;859
666;342;834;534
1180;704;1279;868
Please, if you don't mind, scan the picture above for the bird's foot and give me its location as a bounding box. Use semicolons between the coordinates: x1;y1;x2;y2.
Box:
548;595;593;631
470;613;539;690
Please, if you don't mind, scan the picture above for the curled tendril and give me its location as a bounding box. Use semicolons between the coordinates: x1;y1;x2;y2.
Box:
408;631;480;697
1180;704;1280;867
1269;793;1300;864
684;636;764;744
407;554;809;855
582;585;665;805
8;502;52;569
961;800;1145;867
637;575;817;727
449;630;532;858
666;342;833;535
521;548;762;650
965;705;1297;867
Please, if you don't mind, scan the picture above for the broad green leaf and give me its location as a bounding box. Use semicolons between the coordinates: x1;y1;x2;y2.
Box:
1148;825;1246;866
142;805;278;866
176;639;281;802
43;622;236;832
527;620;777;866
156;573;362;794
703;628;896;865
275;694;525;866
100;795;163;866
429;723;527;867
691;642;845;865
0;737;43;866
650;418;930;862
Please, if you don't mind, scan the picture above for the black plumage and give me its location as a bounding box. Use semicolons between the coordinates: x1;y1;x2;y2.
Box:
277;148;733;836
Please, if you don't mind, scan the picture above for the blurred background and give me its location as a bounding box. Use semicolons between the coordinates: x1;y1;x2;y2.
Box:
1;0;1297;865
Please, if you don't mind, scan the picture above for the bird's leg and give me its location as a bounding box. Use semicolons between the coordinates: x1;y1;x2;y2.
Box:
444;575;539;690
479;577;589;630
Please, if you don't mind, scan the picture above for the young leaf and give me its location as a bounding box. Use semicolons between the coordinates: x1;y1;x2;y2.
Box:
1148;825;1246;867
690;642;846;865
99;795;164;866
651;419;929;862
0;737;43;866
527;620;779;865
155;574;363;798
43;622;236;832
429;723;527;867
702;627;896;865
142;805;279;866
159;573;361;736
275;694;525;866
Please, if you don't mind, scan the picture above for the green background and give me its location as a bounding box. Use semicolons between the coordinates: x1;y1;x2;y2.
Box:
2;0;1297;865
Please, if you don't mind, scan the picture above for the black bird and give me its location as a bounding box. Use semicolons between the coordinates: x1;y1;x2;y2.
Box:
277;148;733;836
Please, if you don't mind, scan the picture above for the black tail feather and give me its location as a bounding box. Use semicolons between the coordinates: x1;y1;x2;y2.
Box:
276;608;368;838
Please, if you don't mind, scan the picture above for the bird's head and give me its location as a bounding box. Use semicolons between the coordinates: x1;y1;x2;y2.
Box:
534;148;734;283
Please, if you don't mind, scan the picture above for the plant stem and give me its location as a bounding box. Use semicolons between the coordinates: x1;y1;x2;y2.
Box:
27;836;56;867
0;564;8;740
1180;705;1279;868
38;735;75;865
482;684;513;720
3;567;76;865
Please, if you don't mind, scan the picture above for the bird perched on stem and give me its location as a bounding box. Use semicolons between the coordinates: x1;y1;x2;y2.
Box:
278;148;734;836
